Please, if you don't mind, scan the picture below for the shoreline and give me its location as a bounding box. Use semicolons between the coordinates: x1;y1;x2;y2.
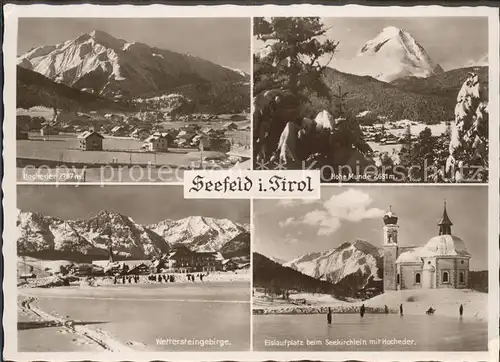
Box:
253;305;394;315
19;269;251;289
18;296;132;352
252;289;488;322
252;305;486;323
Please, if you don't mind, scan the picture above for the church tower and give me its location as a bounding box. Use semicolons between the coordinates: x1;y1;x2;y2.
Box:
438;201;453;235
383;206;399;291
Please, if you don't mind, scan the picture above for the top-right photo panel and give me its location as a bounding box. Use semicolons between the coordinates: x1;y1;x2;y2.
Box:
253;17;490;183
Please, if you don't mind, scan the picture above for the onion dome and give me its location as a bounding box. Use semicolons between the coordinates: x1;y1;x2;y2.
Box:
383;206;398;225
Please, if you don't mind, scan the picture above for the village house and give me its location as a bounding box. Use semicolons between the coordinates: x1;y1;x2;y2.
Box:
128;263;151;275
223;122;238;131
77;131;104;151
103;262;129;276
221;259;239;271
202;127;217;136
110;126;129;137
176;131;196;148
40;125;59;136
160;246;226;273
142;133;173;152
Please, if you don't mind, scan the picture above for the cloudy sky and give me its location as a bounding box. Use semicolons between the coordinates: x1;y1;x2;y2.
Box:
17;185;250;225
254;186;488;270
18;18;251;73
254;17;488;72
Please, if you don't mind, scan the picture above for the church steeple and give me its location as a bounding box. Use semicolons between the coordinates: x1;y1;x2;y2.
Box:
438;201;453;235
383;206;399;245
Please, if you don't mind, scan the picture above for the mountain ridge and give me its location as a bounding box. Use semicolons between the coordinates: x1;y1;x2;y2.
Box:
308;65;488;123
17;209;249;260
17;29;248;100
284;239;384;292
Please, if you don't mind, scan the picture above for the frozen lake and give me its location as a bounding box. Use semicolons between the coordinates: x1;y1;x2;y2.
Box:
254;313;487;351
19;282;250;351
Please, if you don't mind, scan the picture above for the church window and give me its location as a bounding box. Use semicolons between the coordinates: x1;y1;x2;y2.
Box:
442;271;449;283
415;272;421;284
459;271;465;284
396;273;400;284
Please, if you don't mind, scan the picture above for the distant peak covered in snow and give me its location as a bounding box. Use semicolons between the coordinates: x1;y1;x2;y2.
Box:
338;26;444;82
284;240;383;289
17;209;248;258
17;29;245;99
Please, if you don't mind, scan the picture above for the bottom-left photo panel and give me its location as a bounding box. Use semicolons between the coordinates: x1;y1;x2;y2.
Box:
16;185;251;352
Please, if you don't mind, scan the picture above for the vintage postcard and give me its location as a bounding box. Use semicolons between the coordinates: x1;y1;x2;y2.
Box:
2;3;499;362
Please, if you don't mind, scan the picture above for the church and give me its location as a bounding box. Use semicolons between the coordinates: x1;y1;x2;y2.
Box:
383;203;471;291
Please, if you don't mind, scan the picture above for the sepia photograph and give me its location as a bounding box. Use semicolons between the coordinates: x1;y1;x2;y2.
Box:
17;185;251;351
253;17;489;183
16;18;251;183
252;186;488;351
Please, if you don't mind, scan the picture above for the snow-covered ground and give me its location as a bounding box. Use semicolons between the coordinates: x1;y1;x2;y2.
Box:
17;106;55;120
365;288;487;322
253;288;487;322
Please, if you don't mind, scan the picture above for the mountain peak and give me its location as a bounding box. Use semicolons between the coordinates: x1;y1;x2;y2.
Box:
355;26;443;82
88;29;114;41
380;26;404;37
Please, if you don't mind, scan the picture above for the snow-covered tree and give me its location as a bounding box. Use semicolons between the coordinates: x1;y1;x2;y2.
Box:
446;72;488;182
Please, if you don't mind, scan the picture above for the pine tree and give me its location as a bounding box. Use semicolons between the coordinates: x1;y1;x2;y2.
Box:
446;72;488;181
254;17;338;98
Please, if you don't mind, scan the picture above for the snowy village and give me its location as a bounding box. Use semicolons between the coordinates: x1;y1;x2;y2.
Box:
16;158;251;349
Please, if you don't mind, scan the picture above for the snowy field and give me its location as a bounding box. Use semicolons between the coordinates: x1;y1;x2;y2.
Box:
18;281;250;352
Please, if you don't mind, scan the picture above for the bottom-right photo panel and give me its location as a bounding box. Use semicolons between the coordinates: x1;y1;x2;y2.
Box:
252;186;488;352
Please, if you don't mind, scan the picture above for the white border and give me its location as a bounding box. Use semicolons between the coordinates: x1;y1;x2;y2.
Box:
3;4;500;362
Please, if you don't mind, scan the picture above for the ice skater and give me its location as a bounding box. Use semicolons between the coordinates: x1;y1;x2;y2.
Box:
360;304;366;318
327;307;332;325
384;305;389;314
400;303;404;316
459;304;464;317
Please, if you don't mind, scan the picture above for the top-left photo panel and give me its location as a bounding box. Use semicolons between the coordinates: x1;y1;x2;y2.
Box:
16;18;251;183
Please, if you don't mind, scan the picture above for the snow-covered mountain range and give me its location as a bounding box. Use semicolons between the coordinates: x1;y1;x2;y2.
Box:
17;29;246;99
348;26;444;82
17;209;250;259
148;216;249;252
284;240;384;290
